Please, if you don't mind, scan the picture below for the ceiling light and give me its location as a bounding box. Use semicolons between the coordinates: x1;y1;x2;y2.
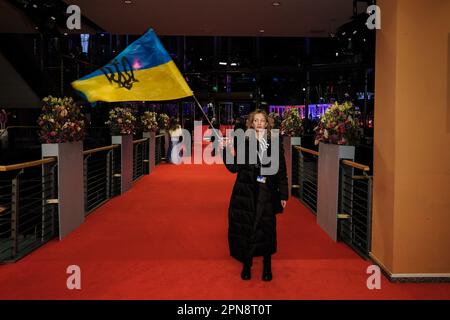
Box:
50;16;56;21
259;29;265;33
272;2;281;6
230;63;237;66
219;62;227;66
124;0;132;3
64;32;68;36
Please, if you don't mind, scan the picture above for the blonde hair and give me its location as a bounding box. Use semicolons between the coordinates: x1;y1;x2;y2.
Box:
246;109;274;131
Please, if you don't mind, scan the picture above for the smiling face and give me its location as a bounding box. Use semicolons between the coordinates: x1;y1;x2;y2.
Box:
252;113;268;133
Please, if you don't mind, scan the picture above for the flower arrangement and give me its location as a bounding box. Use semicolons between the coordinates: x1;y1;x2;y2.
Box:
37;96;86;143
157;113;170;131
314;102;360;146
141;111;159;132
268;112;282;129
280;108;303;137
105;107;137;135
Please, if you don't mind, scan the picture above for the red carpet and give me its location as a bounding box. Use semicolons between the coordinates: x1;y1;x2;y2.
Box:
0;162;449;300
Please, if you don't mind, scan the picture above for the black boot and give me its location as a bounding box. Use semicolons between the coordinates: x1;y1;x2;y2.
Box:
241;258;252;280
262;255;272;281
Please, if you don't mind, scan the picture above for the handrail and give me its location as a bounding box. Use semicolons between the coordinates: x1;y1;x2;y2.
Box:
352;175;372;180
0;157;56;172
133;138;148;145
341;160;370;172
155;134;165;138
83;144;119;156
294;146;319;157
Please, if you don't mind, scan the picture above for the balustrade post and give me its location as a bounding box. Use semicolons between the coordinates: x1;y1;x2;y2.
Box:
11;172;21;258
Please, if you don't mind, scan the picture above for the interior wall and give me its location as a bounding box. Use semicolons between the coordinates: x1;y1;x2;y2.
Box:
373;0;450;275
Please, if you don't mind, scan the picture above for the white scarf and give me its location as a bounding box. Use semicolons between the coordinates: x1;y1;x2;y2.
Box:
257;136;269;163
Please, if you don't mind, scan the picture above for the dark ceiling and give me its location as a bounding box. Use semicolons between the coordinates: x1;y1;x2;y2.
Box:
0;0;369;36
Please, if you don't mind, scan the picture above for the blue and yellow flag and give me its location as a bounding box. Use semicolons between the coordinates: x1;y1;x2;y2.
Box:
72;29;193;102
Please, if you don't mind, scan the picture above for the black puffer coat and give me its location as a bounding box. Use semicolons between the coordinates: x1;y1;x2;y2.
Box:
222;135;288;263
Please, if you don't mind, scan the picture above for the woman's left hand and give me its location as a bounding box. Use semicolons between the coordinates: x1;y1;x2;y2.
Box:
281;200;287;208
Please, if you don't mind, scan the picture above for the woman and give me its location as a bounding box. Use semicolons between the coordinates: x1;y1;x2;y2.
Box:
220;109;288;281
167;118;183;163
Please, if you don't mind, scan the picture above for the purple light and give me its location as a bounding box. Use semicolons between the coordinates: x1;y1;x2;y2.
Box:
306;104;332;118
268;104;335;119
269;105;306;118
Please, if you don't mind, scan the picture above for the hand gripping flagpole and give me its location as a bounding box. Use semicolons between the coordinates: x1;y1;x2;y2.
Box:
192;95;224;143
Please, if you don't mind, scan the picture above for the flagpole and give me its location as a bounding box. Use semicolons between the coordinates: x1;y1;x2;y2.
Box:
192;94;223;141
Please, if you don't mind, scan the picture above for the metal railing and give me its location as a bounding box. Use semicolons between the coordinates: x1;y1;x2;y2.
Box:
0;158;58;263
338;160;373;259
133;138;149;181
294;146;319;214
83;145;121;215
0;131;164;263
293;145;373;259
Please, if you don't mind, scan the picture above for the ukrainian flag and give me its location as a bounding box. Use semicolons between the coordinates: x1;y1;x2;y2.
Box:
72;29;193;102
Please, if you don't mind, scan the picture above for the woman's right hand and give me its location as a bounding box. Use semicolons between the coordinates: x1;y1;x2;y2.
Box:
219;137;231;150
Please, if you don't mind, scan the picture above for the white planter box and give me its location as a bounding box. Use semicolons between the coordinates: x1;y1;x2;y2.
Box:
282;135;302;198
112;135;133;194
159;129;170;160
42;141;84;240
317;142;355;241
143;131;156;174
